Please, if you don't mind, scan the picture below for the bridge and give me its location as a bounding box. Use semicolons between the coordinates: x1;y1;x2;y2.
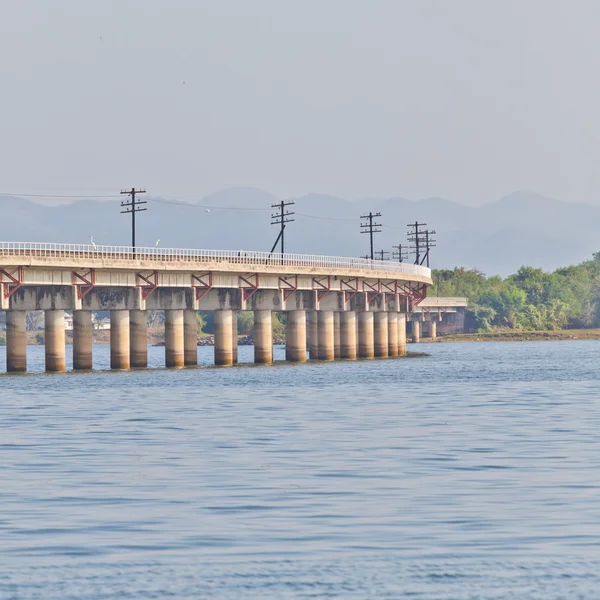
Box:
0;241;433;372
409;297;468;341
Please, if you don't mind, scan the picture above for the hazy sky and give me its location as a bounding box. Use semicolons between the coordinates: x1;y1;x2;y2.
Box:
1;1;600;205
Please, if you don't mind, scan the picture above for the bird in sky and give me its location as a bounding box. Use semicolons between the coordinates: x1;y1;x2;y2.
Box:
155;239;160;247
90;236;97;249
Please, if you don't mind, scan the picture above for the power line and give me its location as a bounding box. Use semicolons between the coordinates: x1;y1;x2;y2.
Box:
375;249;390;261
270;200;295;259
360;212;382;260
120;188;147;255
0;192;120;198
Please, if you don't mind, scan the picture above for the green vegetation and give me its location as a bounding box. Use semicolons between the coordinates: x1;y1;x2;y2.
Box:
432;253;600;332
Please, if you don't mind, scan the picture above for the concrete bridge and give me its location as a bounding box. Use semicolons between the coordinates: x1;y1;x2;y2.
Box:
409;297;468;341
0;242;432;373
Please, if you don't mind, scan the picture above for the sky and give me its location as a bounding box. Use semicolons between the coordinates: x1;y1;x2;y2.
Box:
1;0;600;206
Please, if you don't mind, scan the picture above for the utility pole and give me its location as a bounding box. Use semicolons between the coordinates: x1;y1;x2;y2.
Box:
422;229;437;267
392;243;409;263
270;200;295;261
407;222;436;267
121;188;147;255
360;212;382;260
376;249;390;261
406;221;427;265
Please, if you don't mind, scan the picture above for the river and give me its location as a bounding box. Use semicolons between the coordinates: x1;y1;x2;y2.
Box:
2;341;600;598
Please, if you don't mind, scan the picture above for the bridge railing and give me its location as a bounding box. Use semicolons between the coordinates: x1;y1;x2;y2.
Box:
0;242;431;278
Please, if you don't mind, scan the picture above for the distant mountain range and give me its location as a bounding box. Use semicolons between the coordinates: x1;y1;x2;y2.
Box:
0;188;598;276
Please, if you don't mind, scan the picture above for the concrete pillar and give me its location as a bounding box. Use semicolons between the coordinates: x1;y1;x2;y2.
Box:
214;309;234;366
6;311;26;372
333;312;341;358
398;314;407;356
110;310;130;369
184;309;198;366
340;311;357;359
286;310;307;362
388;312;399;357
254;310;273;364
308;310;319;359
129;310;148;368
429;319;437;340
165;309;185;367
317;310;335;360
232;311;238;364
412;319;421;344
374;312;389;358
73;310;93;370
45;309;66;372
358;312;374;359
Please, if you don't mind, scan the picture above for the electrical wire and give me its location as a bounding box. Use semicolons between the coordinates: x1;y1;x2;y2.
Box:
0;192;120;198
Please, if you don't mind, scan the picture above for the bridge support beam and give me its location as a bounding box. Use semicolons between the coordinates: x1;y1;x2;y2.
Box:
214;309;234;366
254;310;273;364
374;312;389;358
358;312;374;359
73;310;93;370
286;310;307;362
184;309;198;366
308;311;319;359
334;312;341;358
398;314;407;355
111;310;130;369
340;311;357;359
412;319;421;344
45;310;66;372
165;309;185;368
6;311;27;373
388;312;399;357
317;310;335;361
232;311;238;364
130;310;148;368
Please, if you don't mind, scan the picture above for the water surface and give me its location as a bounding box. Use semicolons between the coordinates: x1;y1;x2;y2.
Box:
2;341;600;598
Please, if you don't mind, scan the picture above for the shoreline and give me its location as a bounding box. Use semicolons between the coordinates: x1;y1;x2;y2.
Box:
426;329;600;343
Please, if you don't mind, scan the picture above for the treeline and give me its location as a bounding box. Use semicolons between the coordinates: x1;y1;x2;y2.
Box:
432;253;600;332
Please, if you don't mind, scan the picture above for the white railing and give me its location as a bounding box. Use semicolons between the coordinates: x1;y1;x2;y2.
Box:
0;241;431;278
419;296;467;306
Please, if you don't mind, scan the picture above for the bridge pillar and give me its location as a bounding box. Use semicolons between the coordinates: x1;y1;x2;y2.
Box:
358;312;374;359
398;314;407;355
412;319;421;344
374;312;389;358
130;310;148;368
184;309;198;366
45;310;66;372
73;310;93;370
286;310;307;362
6;311;27;372
111;310;130;369
308;311;319;359
317;310;335;360
340;311;357;359
254;310;273;364
388;312;399;357
165;309;185;367
428;319;437;340
214;309;234;366
333;312;341;358
232;311;238;364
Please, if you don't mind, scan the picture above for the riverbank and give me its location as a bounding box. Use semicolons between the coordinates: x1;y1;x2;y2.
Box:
429;329;600;343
